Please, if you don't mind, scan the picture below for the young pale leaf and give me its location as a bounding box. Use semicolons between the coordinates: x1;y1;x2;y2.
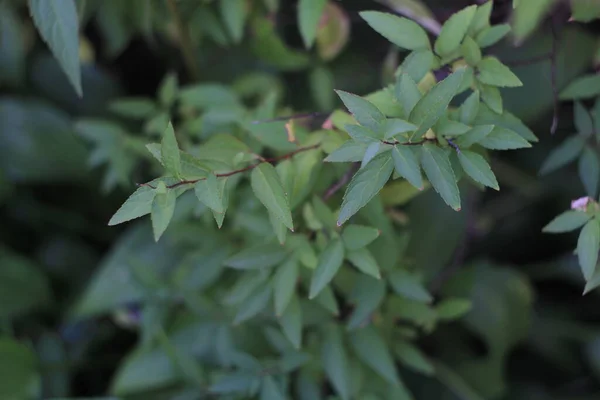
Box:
342;225;381;250
392;145;423;189
325;141;368;162
298;0;327;48
309;239;345;299
560;75;600;100
194;173;225;213
421;144;461;211
161;123;182;179
389;270;433;303
577;219;600;281
476;24;511;48
461;36;482;65
346;248;381;279
395;340;435;376
234;284;272;324
396;73;422;117
543;211;592;233
459;91;480;125
322;325;351;400
337;153;394;226
224;243;288;269
359;11;430;50
220;0;248;43
478;127;531;150
151;189;176;242
480;84;503;113
273;257;299;316
361;142;381;169
434;5;477;56
251;163;294;231
345;124;380;143
476;56;523;87
409;68;467;140
579;147;600;197
458;150;499;190
279;295;302;349
108;185;157;226
574;102;594;135
539;136;585;175
28;0;82;96
435;298;473;320
397;49;434;84
350;327;400;386
335;90;386;131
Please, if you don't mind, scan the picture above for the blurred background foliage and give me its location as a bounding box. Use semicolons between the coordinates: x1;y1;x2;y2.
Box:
2;0;600;399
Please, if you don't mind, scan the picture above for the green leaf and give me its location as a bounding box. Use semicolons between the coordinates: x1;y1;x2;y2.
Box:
459;91;480;125
337;153;394;226
394;340;435;376
435;298;473;320
350;327;400;386
335;90;386;131
345;124;381;143
346;248;381;279
468;1;492;36
158;72;178;108
261;375;286;400
109;98;157;119
539;136;585;174
461;36;482;65
108;185;156;226
360;11;430;50
347;277;385;330
273;257;299;316
28;0;82;96
251;163;294;231
225;242;288;270
579;147;600;197
0;337;38;399
392;145;423;189
161;122;182;180
396;73;422;117
543;210;592;233
584;269;600;294
219;0;247;43
476;57;522;87
476;24;511;48
298;0;327;48
578;219;600;281
322;325;351;400
478;127;531;150
342;225;381;250
434;5;477;56
151;188;176;242
194;173;225;213
458;150;499;190
421;143;461;211
324;141;368;163
396;49;434;84
571;0;600;22
382;118;418;139
389;269;433;303
309;239;345;299
511;0;554;45
560;75;600;100
234;284;272;324
362;142;381;168
574;101;594;135
480;84;503;114
279;295;302;349
409;68;467;139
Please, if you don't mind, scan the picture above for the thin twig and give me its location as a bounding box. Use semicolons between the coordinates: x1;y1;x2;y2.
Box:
323;163;359;200
139;143;320;190
166;0;200;81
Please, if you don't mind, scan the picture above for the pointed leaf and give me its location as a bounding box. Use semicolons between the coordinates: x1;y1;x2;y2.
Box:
251;163;294;231
273;257;299;316
342;225;381;250
350;327;400;386
574;101;594;135
279;295;302;349
347;277;385;330
234;284;272;324
337;153;394;225
461;36;482;65
579;147;600;197
299;0;327;48
346;248;381;279
151;189;176;242
478;127;531;150
219;0;248;43
335;90;386;131
476;24;511;48
28;0;82;96
161;122;182;179
397;49;434;84
539;136;585;174
560;75;600;100
225;243;288;269
476;56;522;87
322;325;351;400
459;91;480;125
194;173;225;213
345;124;380;143
480;84;503;113
395;340;434;376
309;239;345;299
360;11;430;50
382;118;417;139
435;298;473;320
458;150;499;190
421;143;461;210
396;73;422;117
434;5;477;56
392;145;423;189
361;142;381;169
389;270;432;303
261;376;286;400
409;68;467;139
468;1;492;36
455;125;494;148
578;219;600;281
543;210;592;233
108;185;157;226
325;141;369;162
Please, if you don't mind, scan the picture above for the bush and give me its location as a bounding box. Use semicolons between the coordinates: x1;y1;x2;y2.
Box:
2;0;600;399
